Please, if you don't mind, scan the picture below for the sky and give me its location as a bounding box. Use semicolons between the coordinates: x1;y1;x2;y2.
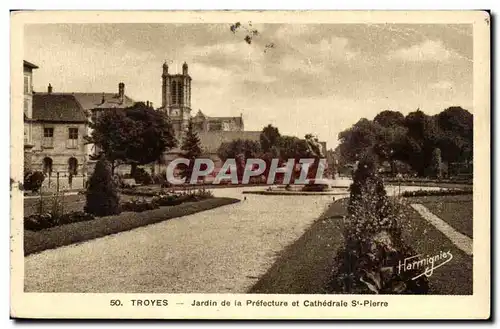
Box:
24;23;473;149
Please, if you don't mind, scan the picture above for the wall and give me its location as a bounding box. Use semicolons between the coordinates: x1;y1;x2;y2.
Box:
30;122;88;175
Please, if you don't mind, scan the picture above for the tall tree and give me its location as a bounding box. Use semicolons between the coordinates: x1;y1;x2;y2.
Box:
180;118;203;181
260;124;281;155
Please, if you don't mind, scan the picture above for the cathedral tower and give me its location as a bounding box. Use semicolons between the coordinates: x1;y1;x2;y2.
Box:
161;61;192;141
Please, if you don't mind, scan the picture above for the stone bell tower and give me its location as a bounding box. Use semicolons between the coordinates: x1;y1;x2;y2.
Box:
161;61;192;141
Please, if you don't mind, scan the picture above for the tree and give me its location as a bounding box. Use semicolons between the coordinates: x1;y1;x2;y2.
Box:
86;108;133;173
435;106;473;163
86;102;177;175
180;118;203;182
260;124;281;155
124;102;177;175
337;118;383;163
373;110;405;128
217;139;261;182
84;159;120;217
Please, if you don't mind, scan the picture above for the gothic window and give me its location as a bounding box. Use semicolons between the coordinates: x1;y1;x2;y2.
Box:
171;83;177;105
177;81;183;105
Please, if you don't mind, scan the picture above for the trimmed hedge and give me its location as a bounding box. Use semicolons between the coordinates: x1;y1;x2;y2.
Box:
24;197;240;256
402;188;472;197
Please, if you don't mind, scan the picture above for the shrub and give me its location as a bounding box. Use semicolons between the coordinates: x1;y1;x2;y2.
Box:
133;167;153;185
84;159;121;217
328;156;429;294
24;171;45;192
24;211;95;231
402;188;472;197
152;171;171;188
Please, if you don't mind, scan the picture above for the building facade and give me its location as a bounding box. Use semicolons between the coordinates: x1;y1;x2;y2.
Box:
23;60;38;171
30;91;88;176
23;60;136;176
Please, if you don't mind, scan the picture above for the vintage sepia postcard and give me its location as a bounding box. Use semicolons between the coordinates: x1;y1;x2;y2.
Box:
10;10;490;320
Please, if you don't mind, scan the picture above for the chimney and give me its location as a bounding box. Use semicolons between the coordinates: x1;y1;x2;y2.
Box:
101;93;105;104
118;82;125;104
146;101;150;107
47;83;53;94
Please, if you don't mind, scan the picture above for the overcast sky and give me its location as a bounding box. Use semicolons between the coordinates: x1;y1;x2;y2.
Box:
24;23;472;148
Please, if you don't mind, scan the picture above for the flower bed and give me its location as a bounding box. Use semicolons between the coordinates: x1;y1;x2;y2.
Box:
24;197;240;256
402;188;472;197
24;211;95;231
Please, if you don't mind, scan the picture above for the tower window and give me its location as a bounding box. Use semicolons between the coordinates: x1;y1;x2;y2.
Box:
172;83;177;105
178;81;183;105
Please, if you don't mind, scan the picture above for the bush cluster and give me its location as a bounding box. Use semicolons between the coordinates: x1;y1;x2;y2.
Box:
402;188;472;197
133;167;153;185
121;189;214;212
25;211;95;231
24;171;45;192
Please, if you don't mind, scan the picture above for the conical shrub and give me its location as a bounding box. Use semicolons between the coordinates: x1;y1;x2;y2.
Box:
84;159;120;217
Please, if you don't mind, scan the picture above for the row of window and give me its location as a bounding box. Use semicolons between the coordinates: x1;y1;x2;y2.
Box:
42;157;79;175
42;127;79;149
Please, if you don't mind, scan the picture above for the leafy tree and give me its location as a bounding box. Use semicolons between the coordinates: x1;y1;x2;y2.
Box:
217;139;261;161
217;139;262;182
84;159;120;217
86;108;133;173
435;106;473;163
86;102;177;175
124;102;177;174
337;118;383;163
373;110;405;128
403;110;440;176
180;118;203;182
260;124;281;155
278;135;309;161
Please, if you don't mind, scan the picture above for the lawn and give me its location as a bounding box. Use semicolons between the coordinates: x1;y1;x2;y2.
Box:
250;193;473;295
404;194;473;238
24;197;240;256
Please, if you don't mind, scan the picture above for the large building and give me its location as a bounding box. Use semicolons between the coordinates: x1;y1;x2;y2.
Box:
23;60;136;177
157;62;261;169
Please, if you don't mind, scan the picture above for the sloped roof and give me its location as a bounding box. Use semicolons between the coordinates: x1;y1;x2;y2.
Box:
198;131;261;153
72;93;136;110
32;94;87;122
23;60;38;69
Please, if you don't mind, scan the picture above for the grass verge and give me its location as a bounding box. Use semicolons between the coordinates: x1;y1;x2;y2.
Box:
24;197;240;256
404;194;473;238
249;198;348;294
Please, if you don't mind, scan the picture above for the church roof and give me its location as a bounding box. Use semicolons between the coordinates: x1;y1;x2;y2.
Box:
198;131;261;153
32;94;87;122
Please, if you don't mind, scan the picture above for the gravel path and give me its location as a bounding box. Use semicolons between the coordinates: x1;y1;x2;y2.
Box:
25;187;334;293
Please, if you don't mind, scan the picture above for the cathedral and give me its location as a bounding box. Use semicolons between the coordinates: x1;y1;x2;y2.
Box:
158;62;261;168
